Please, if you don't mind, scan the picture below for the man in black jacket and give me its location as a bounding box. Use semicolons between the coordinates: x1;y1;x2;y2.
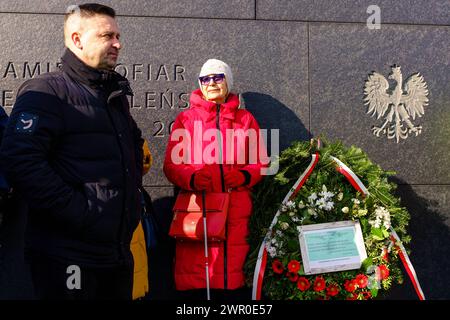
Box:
0;105;9;224
0;3;144;299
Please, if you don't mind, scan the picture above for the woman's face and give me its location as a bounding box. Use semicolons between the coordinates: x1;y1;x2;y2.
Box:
200;74;228;104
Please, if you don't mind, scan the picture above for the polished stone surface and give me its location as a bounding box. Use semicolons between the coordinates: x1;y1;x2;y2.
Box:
309;23;450;184
257;0;450;25
0;0;255;19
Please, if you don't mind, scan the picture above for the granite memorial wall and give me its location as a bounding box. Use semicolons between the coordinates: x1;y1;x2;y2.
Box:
0;0;449;299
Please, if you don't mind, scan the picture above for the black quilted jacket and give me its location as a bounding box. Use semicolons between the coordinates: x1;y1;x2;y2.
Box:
0;49;144;267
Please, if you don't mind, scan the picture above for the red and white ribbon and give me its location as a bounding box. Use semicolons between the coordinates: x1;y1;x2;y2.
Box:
252;153;319;300
331;156;369;196
389;229;425;300
252;150;425;300
332;156;425;300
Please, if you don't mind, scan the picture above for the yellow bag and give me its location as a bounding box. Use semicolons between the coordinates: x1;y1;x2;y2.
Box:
131;139;152;299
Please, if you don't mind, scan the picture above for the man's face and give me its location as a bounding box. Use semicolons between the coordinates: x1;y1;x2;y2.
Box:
79;14;121;70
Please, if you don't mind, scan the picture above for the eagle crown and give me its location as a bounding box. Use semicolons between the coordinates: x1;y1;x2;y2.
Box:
388;66;402;83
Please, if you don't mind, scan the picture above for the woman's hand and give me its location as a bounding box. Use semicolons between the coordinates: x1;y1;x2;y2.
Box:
224;169;246;188
192;167;212;190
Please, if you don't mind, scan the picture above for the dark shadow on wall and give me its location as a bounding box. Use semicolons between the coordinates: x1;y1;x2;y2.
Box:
146;192;176;300
382;177;450;300
241;92;311;153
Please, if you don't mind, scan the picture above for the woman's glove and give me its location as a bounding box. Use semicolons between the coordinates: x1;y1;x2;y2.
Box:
224;169;247;188
191;167;212;190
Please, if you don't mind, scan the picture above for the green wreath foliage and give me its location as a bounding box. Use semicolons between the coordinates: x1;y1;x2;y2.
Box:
245;138;411;300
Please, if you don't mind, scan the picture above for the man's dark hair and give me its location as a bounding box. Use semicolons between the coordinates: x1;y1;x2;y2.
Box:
65;3;116;23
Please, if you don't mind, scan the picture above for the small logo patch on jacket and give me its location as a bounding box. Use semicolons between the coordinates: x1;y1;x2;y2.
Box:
15;112;39;134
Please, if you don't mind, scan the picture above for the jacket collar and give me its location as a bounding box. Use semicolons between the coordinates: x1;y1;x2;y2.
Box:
189;89;240;121
61;48;133;96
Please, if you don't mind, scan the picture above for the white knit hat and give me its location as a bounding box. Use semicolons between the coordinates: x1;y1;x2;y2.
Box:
198;59;233;92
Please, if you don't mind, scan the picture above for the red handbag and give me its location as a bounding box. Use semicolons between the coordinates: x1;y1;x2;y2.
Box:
169;191;230;241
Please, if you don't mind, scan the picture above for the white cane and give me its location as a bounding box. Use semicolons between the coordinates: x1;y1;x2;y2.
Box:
202;190;211;300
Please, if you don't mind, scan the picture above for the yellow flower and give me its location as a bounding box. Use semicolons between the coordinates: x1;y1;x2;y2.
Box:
358;209;368;216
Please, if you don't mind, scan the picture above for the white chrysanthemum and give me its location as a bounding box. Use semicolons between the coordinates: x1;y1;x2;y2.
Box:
269;248;277;258
369;219;381;228
289;211;295;217
298;201;305;209
308;193;318;203
315;197;334;211
323;201;334;211
267;245;277;258
371;206;391;230
337;192;344;201
374;206;390;218
266;236;284;258
342;206;349;213
315;197;326;207
352;198;361;205
286;200;296;209
319;191;335;200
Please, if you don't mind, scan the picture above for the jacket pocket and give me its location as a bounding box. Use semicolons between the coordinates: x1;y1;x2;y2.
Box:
82;182;124;244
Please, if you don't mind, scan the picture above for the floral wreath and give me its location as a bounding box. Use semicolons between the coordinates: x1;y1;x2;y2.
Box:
245;138;422;300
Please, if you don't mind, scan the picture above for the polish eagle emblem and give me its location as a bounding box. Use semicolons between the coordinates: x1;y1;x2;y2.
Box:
364;65;429;143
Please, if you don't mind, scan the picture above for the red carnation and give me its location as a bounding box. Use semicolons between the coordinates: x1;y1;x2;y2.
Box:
288;260;301;273
344;279;357;292
297;277;311;291
378;265;390;280
326;284;340;297
286;272;299;282
272;259;284;274
313;276;326;292
355;274;368;289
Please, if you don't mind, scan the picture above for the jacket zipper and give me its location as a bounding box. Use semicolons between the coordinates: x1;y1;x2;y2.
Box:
216;103;227;290
216;104;226;192
104;90;128;264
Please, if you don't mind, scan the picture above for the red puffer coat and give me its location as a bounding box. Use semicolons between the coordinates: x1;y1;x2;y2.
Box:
164;89;266;290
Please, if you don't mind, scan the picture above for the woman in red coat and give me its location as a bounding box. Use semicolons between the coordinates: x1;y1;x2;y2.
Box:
163;59;267;299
